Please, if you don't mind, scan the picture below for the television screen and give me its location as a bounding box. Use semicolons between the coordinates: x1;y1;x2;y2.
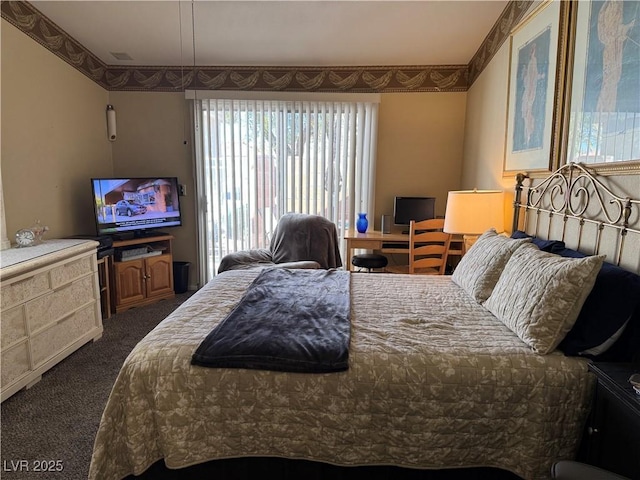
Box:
91;177;182;236
393;196;436;226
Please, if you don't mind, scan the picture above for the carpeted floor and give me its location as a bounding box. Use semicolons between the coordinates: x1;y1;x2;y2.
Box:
0;292;194;480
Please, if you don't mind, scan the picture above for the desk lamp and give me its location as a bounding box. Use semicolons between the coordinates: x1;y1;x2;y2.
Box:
443;190;504;254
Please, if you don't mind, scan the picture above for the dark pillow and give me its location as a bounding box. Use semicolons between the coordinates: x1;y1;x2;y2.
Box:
510;230;566;253
554;247;640;359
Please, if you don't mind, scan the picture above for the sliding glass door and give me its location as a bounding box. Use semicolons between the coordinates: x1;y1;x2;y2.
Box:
191;92;379;283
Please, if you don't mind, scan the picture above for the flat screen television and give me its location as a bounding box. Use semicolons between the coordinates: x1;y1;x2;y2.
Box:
393;196;436;226
91;177;182;237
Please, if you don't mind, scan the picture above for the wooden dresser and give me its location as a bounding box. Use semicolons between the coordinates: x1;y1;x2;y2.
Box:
0;239;103;402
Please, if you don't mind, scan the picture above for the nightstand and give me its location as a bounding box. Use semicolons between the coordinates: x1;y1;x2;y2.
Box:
580;363;640;479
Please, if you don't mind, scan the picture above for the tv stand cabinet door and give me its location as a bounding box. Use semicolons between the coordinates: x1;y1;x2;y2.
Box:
145;254;173;299
114;260;146;308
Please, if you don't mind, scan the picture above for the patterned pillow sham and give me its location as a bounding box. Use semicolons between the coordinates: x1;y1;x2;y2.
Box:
484;243;605;355
451;229;531;303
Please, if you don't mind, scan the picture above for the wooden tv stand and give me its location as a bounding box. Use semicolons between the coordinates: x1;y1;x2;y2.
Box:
111;234;175;313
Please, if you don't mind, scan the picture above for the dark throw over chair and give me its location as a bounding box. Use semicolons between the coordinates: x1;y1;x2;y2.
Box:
217;213;342;274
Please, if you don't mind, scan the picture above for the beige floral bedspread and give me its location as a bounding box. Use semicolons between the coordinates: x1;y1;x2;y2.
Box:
89;270;594;480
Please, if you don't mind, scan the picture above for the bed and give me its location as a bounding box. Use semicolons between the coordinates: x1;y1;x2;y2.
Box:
89;163;640;480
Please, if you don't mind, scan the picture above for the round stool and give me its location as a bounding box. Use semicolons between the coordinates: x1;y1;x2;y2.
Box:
351;253;388;272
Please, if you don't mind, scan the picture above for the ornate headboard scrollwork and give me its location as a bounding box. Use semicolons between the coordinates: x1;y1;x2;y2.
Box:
513;163;640;271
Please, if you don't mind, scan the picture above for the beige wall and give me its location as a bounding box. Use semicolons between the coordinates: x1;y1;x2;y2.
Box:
0;19;469;285
0;17;477;283
462;29;639;218
461;43;512;192
375;92;466;230
108;91;198;287
1;20;112;240
460;42;516;230
1;21;200;286
4;8;638;275
461;31;640;272
2;12;468;287
106;92;467;285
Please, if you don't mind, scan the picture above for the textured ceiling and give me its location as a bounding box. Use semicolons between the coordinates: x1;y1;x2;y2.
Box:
30;1;510;67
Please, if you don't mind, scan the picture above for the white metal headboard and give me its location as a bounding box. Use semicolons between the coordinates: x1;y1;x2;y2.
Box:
513;163;640;272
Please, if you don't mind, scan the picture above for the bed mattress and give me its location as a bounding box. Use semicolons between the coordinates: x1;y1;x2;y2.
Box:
89;270;594;480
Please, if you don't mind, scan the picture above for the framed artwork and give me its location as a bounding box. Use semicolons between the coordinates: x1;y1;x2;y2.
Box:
563;0;640;174
504;1;569;175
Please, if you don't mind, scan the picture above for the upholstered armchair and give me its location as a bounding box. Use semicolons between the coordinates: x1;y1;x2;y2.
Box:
217;213;342;274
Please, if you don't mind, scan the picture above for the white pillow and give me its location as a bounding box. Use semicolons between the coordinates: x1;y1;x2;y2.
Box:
484;243;605;355
451;229;531;303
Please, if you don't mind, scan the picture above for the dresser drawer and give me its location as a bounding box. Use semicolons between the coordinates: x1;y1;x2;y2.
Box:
1;341;30;389
1;240;102;402
0;271;50;310
1;306;27;349
26;275;96;333
49;254;94;289
30;303;98;367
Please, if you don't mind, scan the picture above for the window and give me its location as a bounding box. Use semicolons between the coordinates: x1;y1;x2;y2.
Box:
190;91;379;283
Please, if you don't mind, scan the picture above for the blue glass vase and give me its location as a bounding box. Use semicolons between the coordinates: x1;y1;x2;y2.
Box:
356;213;368;233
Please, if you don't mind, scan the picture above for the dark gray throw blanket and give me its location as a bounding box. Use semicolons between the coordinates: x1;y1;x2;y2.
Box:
192;268;351;373
217;213;343;273
269;213;342;269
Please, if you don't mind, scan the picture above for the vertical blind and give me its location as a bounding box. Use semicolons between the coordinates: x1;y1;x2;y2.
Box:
190;92;379;284
566;111;640;164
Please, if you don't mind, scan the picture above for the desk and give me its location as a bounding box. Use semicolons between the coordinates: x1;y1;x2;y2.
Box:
344;229;463;271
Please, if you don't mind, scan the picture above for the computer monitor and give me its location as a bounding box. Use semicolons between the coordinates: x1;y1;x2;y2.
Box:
393;196;436;226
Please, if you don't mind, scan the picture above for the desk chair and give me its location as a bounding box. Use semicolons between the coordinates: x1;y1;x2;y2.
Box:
387;218;451;275
351;253;388;272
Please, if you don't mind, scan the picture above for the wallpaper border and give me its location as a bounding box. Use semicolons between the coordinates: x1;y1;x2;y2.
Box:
2;0;532;93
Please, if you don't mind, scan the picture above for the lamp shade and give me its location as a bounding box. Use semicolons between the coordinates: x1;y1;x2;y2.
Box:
443;190;504;235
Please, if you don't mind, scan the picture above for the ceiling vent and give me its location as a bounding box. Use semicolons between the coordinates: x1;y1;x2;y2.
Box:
110;52;133;61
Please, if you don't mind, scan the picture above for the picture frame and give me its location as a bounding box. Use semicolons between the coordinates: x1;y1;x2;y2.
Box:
504;1;570;175
561;0;640;175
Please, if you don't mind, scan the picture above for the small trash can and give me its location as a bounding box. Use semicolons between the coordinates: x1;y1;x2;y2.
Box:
173;261;190;294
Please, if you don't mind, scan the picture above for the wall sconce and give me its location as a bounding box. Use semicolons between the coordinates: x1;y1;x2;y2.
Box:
106;105;117;142
443;190;505;254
